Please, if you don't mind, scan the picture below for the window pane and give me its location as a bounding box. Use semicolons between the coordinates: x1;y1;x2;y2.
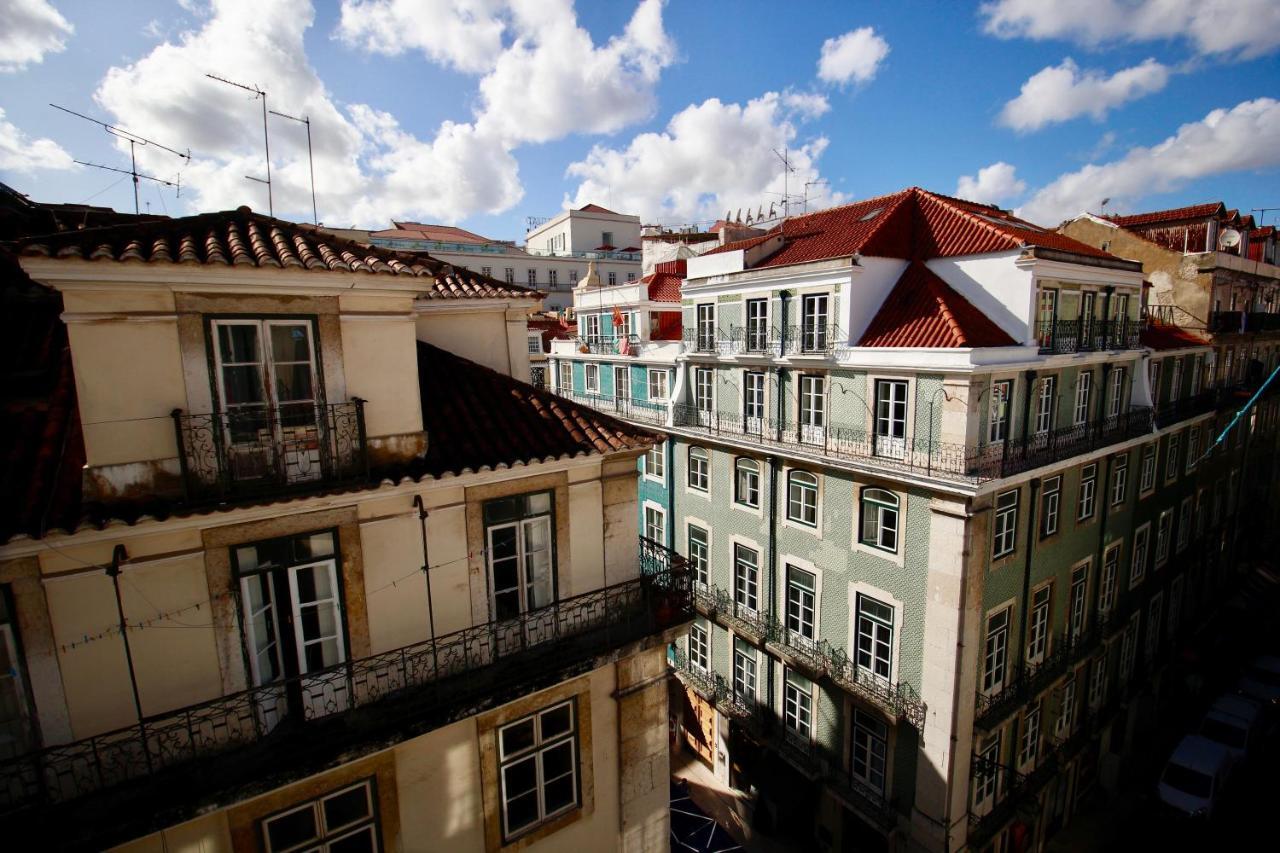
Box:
323;786;372;833
541;740;575;781
327;826;376;853
270;324;312;362
540;704;572;740
273;364;315;403
542;773;576;815
266;806;318;850
501;719;536;758
504;790;539;834
222;365;265;406
502;756;538;797
219;323;260;363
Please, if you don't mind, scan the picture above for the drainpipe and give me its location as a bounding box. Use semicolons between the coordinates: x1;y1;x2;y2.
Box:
1020;370;1038;445
665;437;675;550
1016;479;1042;678
766;453;780;721
106;545;151;774
412;495;440;672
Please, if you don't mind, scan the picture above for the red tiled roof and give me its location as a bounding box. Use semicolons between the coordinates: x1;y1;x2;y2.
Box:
578;204;617;214
1141;322;1208;351
380;222;494;244
416;341;658;475
644;259;685;302
702;187;1117;269
1105;203;1225;228
858;261;1016;348
16;207;541;300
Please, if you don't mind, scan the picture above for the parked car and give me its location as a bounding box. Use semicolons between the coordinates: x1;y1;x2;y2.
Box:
1237;655;1280;705
1198;694;1264;762
1157;735;1234;819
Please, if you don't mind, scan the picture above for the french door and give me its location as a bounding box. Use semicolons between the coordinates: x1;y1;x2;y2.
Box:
614;366;630;413
799;375;826;445
211;319;323;485
874;380;908;459
801;295;828;352
487;515;555;654
1079;292;1097;349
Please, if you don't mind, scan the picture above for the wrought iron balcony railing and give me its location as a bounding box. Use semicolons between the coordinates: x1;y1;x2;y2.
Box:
1153;390;1218;428
1208;310;1280;334
573;334;640;355
172;400;368;504
681;324;848;356
553;388;669;426
1035;318;1142;354
0;538;691;838
669;403;1153;483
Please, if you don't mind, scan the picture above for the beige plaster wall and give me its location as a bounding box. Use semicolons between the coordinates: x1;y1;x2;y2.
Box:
416;308;514;376
338;311;424;441
108;810;232;853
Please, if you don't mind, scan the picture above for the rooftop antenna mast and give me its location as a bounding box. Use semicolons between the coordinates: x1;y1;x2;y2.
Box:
49;104;190;215
803;179;829;214
1251;207;1279;226
206;73;273;217
269;108;317;225
773;147;796;218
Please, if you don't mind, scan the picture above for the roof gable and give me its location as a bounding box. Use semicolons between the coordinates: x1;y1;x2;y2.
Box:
858;261;1017;348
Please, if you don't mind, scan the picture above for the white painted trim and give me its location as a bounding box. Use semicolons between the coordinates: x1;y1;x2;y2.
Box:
778;553;823;648
979;597;1018;699
642;500;667;544
851;484;906;568
780;464;823;538
847;581;905;690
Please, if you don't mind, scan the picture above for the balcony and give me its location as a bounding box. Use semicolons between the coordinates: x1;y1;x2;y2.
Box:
552;389;669;426
670;404;1153;483
1035;318;1142;354
681;324;847;357
1153;390;1218;429
0;538;691;847
172;400;369;504
1208;310;1280;334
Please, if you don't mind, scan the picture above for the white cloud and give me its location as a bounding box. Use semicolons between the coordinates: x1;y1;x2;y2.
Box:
955;162;1026;205
1017;97;1280;224
0;0;73;72
980;0;1280;60
93;0;524;226
999;58;1169;132
816;27;889;85
338;0;674;145
564;90;840;224
0;107;76;172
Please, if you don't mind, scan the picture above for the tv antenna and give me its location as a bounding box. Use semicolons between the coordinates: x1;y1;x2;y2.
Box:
803;179;829;214
49;103;190;215
206;73;273;217
269;108;317;225
773;147;797;218
1252;207;1279;226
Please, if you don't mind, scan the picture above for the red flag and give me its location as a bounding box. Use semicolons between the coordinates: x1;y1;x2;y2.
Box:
612;305;624;327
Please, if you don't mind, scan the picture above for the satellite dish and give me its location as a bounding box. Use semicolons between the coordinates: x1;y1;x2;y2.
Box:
1219;228;1241;249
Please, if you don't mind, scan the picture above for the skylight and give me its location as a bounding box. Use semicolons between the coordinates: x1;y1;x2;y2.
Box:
859;207;884;222
975;212;1044;232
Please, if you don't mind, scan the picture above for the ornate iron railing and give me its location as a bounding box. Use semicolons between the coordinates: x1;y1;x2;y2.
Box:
573;334;640;355
972;407;1153;479
1036;318;1142;354
680;323;848;356
0;538;690;818
172;400;368;503
1154;390;1217;429
553;388;669;426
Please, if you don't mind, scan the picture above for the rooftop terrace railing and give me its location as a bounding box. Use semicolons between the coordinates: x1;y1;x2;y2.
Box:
1036;318;1142;354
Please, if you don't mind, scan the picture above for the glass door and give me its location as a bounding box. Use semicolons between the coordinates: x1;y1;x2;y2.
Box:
801;295;828;352
799;375;826;445
874;380;908;459
1079;292;1097;350
485;493;556;655
613;366;630;414
1037;289;1058;350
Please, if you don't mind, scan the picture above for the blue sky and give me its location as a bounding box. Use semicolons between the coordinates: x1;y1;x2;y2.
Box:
1;0;1278;240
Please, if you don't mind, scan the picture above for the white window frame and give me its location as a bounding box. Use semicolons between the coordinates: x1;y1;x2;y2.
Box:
1041;476;1061;538
989;378;1012;443
786;469;819;529
1034;375;1055;436
859;487;900;554
1069;561;1089;641
733;542;760;614
784;564;818;648
1164;433;1181;484
644;440;665;484
1099;542;1119;616
646;368;668;402
558;361;572;393
260;779;380;853
687;523;709;588
1129;523;1150;588
584;363;599;394
643;502;666;544
1176;496;1192;553
1073;370;1092;426
799;374;826;445
855;593;895;684
687;446;709;493
783;670;813;741
1107;367;1125;418
744;370;766;425
496;699;580;842
1139;443;1156;495
734;457;761;510
1154;508;1172;568
1078;463;1097;521
732;637;758;700
1111;454;1128;506
1027;583;1052;665
1018;701;1041;769
982;606;1011;695
874;378;908;458
993;489;1018;558
851;708;889;795
688;622;710;673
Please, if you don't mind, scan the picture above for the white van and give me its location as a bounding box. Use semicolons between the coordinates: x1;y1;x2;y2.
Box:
1198;694;1263;763
1157;735;1233;819
1237;655;1280;705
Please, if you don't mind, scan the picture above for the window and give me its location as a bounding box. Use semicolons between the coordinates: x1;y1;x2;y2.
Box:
783;671;813;741
234;531;345;693
1130;524;1149;588
1145;595;1163;662
733;638;756;699
1040;476;1061;537
1164;433;1181;483
1078;464;1097;521
733;543;760;613
785;566;817;647
1169;358;1183;403
1168;577;1184;640
744;371;765;424
799;374;826;444
1119;613;1140;680
485;492;556;629
584;363;599;393
860;488;900;553
800;294;829;352
856;594;895;683
548;270;558;287
505;268;515;284
527;335;542;355
1036;288;1058;347
1018;702;1041;767
993;490;1018;558
569;270;578;286
645;440;665;482
626;272;636;282
874;379;908;458
1069;563;1089;641
558;362;572;393
1099;543;1119;616
1027;585;1052;665
1149;360;1162;409
989;379;1012;443
1139;444;1156;494
1088;653;1108;709
644;504;665;544
616;367;631;398
1107;367;1125;418
261;779;379;852
498;701;579;840
687;447;709;492
1196;488;1208;537
851;709;888;794
527;268;537;286
1191;355;1203;395
973;734;1001;809
481;265;493;278
1177;497;1192;553
0;588;35;759
1111;454;1128;506
1055;676;1077;739
583;314;601;343
983;608;1011;694
1074;371;1092;425
614;312;632;339
688;623;709;672
1155;509;1172;568
647;368;668;402
1186;427;1200;473
607;272;617;286
787;470;818;527
695;304;715;350
1034;376;1055;435
601;231;613;246
687;524;709;587
694;368;713;412
734;458;760;508
745;298;768;351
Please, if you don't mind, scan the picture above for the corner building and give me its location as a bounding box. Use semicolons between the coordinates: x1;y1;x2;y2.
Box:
550;187;1260;852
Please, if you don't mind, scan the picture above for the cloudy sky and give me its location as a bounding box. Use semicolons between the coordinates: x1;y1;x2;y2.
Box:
1;0;1278;237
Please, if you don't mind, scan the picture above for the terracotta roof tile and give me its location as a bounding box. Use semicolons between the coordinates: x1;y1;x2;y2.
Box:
644;259;685;302
578;204;617;214
858;261;1016;348
1141;322;1209;351
15;207;541;301
1104;203;1225;228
